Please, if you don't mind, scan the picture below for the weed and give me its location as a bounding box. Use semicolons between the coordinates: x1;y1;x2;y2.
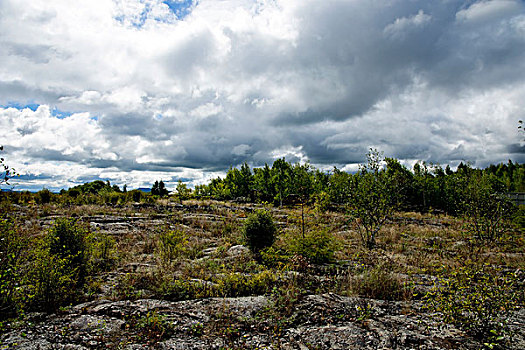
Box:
157;228;187;266
351;265;412;301
425;264;519;344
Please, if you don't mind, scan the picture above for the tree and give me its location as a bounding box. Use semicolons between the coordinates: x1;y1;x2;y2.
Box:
176;180;191;201
151;180;160;195
271;158;292;207
348;149;397;249
461;173;514;242
151;180;169;197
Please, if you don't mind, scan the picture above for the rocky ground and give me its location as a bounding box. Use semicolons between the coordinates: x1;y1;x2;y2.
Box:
1;201;523;349
4;294;524;349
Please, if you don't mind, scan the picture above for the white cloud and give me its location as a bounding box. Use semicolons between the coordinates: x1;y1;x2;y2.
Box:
0;0;524;190
456;0;523;24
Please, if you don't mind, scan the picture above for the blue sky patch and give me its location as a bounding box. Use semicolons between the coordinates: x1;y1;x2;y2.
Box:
1;102;40;111
51;106;74;119
163;0;194;20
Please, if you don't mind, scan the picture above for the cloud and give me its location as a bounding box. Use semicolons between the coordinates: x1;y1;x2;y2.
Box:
1;0;524;191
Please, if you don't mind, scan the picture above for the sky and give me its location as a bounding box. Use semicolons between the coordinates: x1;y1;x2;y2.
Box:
1;0;524;192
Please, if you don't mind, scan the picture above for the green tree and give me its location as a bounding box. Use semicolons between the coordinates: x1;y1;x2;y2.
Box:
348;149;397;249
176;180;191;201
461;172;514;241
271;158;292;207
151;180;169;197
253;164;274;202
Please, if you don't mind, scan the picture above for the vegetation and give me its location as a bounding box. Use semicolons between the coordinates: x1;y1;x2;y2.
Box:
241;210;277;255
151;180;169;197
0;152;523;348
0;145;17;186
425;264;520;344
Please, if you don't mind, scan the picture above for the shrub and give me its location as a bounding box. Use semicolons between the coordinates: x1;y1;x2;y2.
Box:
86;230;116;272
0;218;27;318
462;174;515;242
242;210;277;254
25;218;90;312
259;246;290;268
425;264;519;343
47;218;88;281
216;270;277;297
25;249;82;312
348;149;398;249
285;229;337;264
157;228;187;265
36;188;52;204
132;310;174;342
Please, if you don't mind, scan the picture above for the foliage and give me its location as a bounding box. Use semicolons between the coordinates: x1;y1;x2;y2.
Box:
0;145;17;186
425;264;519;343
175;180;192;200
461;173;515;241
131;311;174;342
36;188;52;204
152;270;278;300
284;228;338;264
348;149;398;249
0;218;27;317
47;218;88;281
241;210;277;255
23;218;90;311
24;248;83;312
151;180;169;197
86;230;116;272
157;228;187;265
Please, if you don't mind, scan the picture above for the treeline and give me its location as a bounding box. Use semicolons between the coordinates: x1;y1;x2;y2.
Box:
194;155;524;215
1;180;152;206
1;154;523;214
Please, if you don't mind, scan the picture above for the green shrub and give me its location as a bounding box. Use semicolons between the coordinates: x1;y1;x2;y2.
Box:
285;229;337;264
216;270;277;297
132;310;174;342
36;188;52;204
25;218;90;312
242;210;277;254
425;264;519;343
0;218;27;318
462;173;515;242
157;228;187;265
47;218;88;281
24;249;82;312
86;230;116;272
259;246;291;268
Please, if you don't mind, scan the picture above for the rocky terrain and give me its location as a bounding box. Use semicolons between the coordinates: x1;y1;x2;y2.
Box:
1;201;524;349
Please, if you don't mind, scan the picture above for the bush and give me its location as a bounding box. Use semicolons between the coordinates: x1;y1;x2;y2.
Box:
285;229;337;264
25;249;82;312
86;230;116;272
242;210;277;254
36;188;52;204
0;218;27;318
157;228;187;265
47;218;88;280
215;270;277;297
425;264;519;343
462;174;515;242
25;218;90;312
